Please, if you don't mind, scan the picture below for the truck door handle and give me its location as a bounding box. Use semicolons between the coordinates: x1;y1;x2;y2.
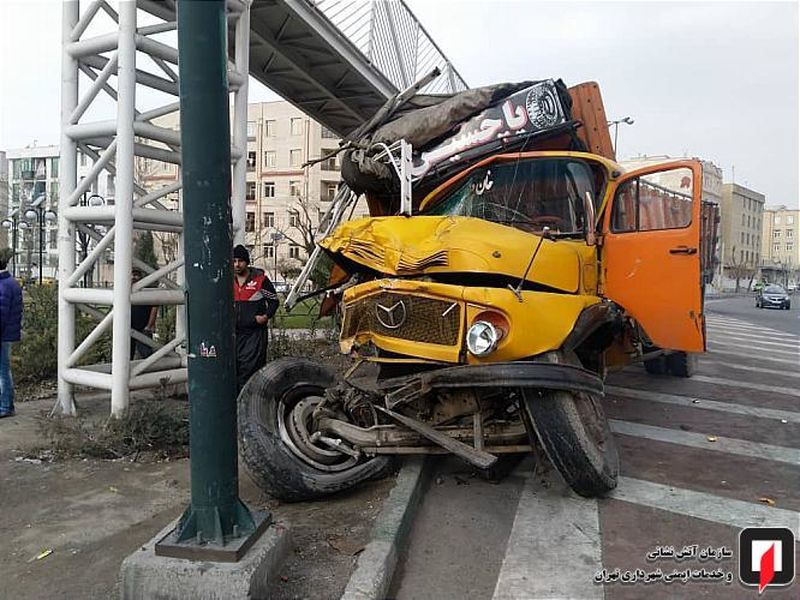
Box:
669;245;697;255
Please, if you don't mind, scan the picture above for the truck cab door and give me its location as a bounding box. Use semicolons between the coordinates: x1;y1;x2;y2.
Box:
601;161;705;352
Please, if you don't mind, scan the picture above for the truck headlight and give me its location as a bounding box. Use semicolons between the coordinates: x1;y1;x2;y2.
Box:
466;321;499;356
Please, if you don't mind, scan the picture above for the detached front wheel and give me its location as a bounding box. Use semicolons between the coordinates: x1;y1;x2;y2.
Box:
522;389;619;497
238;357;392;502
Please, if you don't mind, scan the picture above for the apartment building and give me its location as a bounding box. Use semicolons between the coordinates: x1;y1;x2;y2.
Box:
145;100;361;281
4;145;61;279
0;152;8;249
3;144;118;283
761;205;800;285
242;101;350;277
720;183;765;274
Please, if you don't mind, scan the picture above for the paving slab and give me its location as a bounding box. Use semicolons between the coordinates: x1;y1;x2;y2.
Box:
342;457;429;600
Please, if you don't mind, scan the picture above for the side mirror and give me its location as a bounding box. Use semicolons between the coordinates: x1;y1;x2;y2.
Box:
583;191;596;246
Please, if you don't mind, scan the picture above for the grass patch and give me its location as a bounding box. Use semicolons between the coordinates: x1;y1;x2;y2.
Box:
25;399;189;462
273;296;333;330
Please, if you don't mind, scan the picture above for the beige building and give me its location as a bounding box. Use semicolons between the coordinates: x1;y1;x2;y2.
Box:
241;101;348;279
761;205;800;285
720;183;765;275
144;101;366;281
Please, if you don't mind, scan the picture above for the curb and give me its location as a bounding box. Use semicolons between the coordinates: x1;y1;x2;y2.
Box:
341;456;430;600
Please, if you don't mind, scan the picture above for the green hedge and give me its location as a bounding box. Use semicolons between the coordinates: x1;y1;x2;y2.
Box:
13;284;112;384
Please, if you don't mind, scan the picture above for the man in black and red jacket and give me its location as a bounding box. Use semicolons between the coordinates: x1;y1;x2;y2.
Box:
233;244;279;391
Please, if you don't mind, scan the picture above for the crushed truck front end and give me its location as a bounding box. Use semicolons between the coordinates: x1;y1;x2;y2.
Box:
323;151;615;372
236;78;710;504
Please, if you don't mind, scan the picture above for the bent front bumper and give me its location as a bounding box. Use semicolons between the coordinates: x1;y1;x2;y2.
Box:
380;360;604;406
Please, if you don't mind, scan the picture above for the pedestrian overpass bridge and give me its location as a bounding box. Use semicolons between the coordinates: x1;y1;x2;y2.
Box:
56;0;467;415
140;0;467;135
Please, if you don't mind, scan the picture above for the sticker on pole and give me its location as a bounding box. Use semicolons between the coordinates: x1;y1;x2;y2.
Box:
199;342;217;358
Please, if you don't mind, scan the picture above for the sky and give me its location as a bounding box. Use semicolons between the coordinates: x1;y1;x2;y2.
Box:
1;0;798;207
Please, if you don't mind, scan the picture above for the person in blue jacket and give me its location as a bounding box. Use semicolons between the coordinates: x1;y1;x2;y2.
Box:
0;252;23;418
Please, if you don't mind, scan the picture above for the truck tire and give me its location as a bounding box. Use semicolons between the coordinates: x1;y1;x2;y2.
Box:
521;389;618;497
644;356;668;375
666;351;697;378
238;357;393;502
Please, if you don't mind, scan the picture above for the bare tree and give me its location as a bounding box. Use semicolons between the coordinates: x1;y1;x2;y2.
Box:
726;245;755;292
280;193;319;257
134;146;182;277
263;194;315;282
153;231;179;264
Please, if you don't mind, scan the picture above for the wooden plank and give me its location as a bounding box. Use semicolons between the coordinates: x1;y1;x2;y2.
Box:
568;81;615;161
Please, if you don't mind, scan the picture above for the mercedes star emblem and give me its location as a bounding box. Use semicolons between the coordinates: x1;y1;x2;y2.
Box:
375;300;407;330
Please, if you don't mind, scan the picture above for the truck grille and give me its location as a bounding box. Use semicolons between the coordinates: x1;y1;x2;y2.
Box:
342;293;461;346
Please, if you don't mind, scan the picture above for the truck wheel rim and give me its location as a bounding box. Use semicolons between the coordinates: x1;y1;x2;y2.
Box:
276;386;359;473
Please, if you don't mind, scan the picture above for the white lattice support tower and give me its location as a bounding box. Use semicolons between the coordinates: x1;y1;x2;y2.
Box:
231;0;250;245
59;1;81;416
58;0;252;416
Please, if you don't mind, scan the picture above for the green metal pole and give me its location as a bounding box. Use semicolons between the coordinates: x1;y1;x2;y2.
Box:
172;0;256;547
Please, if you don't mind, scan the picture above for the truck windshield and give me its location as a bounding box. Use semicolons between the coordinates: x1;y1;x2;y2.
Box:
422;158;603;236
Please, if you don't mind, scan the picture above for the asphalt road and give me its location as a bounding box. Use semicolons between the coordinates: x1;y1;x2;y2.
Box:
706;293;799;335
390;296;799;600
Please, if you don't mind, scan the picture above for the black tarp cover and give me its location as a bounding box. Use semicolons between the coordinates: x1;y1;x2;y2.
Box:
340;79;583;210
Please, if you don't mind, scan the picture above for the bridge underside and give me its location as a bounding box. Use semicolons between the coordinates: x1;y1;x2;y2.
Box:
141;0;399;136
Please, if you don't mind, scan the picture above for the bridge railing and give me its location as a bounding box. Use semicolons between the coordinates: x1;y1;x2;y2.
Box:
311;0;468;94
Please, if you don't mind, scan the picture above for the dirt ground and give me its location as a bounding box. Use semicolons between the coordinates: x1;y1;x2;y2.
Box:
0;391;395;600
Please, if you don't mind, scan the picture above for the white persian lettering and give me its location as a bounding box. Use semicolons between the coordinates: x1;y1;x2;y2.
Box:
501;99;527;130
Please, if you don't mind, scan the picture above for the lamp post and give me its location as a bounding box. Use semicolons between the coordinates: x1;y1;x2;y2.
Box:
24;195;57;284
270;230;284;282
77;193;105;286
1;210;29;278
607;116;634;154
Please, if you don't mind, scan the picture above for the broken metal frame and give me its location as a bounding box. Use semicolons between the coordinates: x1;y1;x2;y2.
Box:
319;415;529;450
283;67;444;311
283;139;413;311
315;360;605;467
58;0;252;417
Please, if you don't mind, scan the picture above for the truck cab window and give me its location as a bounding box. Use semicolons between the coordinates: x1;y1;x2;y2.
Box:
612;180;638;232
612;167;693;233
423;158;604;237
